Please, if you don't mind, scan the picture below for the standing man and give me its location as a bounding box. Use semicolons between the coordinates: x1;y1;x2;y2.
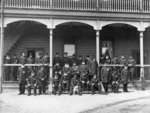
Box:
77;55;83;66
111;56;118;65
71;54;77;66
128;56;136;81
99;55;105;65
37;66;47;95
53;52;61;66
86;55;93;74
4;54;11;81
119;54;127;65
27;53;35;75
62;52;70;67
121;65;130;92
11;54;19;81
99;55;105;81
18;64;27;95
104;55;111;64
42;53;50;86
89;58;98;81
20;51;27;64
35;53;43;72
27;53;35;64
119;54;127;73
85;55;90;65
101;63;111;94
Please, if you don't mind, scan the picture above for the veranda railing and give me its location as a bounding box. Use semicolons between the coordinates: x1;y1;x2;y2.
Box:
1;0;150;13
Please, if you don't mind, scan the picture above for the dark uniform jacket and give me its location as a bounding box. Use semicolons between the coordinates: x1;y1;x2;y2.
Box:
101;67;111;83
71;77;80;87
91;77;100;85
62;66;71;74
89;60;98;75
70;66;79;75
27;75;37;86
53;65;61;72
18;67;27;84
77;58;83;66
128;58;136;73
27;57;35;64
99;57;105;64
121;68;129;84
104;57;111;64
52;76;60;87
111;59;118;64
61;75;69;83
84;58;89;65
119;58;127;65
36;57;43;64
79;64;88;76
4;58;11;72
71;57;77;66
111;68;119;82
53;57;61;66
62;57;70;66
11;57;19;73
42;57;49;64
20;56;27;64
37;70;47;83
86;58;93;71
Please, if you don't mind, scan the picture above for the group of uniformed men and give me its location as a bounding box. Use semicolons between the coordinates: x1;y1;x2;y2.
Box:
4;51;136;96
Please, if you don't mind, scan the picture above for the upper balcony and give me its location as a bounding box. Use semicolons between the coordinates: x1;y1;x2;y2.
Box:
1;0;150;13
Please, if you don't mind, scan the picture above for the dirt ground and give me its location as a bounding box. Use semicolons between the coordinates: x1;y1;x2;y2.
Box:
0;90;150;113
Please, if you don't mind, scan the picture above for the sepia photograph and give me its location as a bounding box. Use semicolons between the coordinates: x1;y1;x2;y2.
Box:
0;0;150;113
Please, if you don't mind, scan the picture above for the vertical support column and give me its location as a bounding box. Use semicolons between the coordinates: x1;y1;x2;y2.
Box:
0;0;4;93
0;27;3;93
48;28;53;93
96;30;100;65
139;30;145;81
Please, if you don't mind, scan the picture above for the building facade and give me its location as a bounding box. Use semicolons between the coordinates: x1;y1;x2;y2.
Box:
1;0;150;92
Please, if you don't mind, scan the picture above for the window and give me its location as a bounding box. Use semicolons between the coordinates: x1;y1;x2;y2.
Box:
64;44;75;56
64;39;76;57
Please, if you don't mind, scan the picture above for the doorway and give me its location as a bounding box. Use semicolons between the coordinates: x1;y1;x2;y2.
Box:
26;48;45;58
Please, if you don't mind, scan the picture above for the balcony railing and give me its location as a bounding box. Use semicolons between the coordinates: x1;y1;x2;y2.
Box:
1;0;150;13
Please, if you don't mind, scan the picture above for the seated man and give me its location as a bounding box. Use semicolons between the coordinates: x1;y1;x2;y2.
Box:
62;63;71;84
111;67;119;93
52;72;61;95
60;73;70;93
91;75;101;95
26;71;37;96
53;62;62;78
70;74;81;95
79;61;89;91
79;61;88;77
70;62;80;79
